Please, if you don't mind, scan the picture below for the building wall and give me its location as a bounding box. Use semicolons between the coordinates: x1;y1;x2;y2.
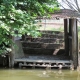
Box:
38;18;64;31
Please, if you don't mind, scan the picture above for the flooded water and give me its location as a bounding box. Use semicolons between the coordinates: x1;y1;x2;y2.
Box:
0;69;80;80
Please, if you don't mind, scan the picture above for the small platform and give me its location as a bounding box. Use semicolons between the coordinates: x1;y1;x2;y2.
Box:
14;55;72;69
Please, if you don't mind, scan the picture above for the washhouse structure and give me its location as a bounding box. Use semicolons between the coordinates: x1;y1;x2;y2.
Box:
11;9;80;69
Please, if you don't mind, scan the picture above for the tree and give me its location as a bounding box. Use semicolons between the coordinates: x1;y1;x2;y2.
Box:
59;0;80;12
0;0;59;53
0;0;59;67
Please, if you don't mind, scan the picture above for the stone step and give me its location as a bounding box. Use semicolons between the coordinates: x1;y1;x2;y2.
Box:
23;48;65;55
22;33;64;40
41;34;64;38
22;42;63;49
22;42;42;48
22;38;64;43
38;30;64;35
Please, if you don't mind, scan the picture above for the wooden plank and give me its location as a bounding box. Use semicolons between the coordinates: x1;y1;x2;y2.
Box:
64;19;69;56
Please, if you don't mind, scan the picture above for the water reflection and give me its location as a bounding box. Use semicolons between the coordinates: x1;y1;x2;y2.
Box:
37;70;50;77
51;70;64;80
0;69;80;80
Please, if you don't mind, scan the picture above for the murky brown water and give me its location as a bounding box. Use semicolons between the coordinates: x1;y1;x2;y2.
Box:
0;69;80;80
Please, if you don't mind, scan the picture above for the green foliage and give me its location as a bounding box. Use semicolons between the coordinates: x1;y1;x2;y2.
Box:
0;0;59;54
0;26;12;54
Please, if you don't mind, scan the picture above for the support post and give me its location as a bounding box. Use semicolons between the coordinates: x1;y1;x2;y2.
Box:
9;36;15;68
71;19;78;69
64;19;69;56
69;19;72;59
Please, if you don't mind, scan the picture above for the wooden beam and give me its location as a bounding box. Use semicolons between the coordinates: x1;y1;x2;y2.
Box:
71;19;78;69
64;19;69;56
